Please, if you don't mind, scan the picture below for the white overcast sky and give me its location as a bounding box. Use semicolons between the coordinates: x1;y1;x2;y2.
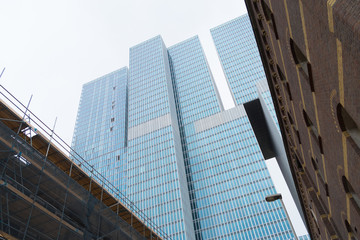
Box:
0;0;245;144
0;0;308;236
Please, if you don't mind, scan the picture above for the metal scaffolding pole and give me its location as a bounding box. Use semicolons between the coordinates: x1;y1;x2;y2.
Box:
6;192;10;235
0;68;5;79
55;161;74;240
0;96;32;180
16;95;32;135
22;117;57;239
0;189;2;233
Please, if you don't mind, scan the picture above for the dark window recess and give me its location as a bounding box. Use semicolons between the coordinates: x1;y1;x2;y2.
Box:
344;219;358;238
110;127;113;132
113;86;116;90
345;219;352;233
285;82;293;101
311;157;327;195
261;0;279;39
111;117;115;122
303;110;319;136
318;136;324;154
303;110;324;153
277;65;286;81
117;155;120;161
294;153;304;172
325;183;329;196
244;99;276;159
344;220;359;240
337;104;360;149
290;38;314;91
311;157;318;171
296;129;301;144
303;110;313;131
261;0;271;21
342;176;360;215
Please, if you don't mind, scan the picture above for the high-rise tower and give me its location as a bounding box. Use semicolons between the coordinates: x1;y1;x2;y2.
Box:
72;68;128;194
72;14;304;240
211;15;306;227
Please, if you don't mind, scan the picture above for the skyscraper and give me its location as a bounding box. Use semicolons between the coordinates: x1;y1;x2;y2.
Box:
127;36;195;240
211;15;266;105
72;14;301;240
211;15;306;227
72;68;128;194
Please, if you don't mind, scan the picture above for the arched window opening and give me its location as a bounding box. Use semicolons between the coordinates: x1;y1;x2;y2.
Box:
260;0;279;39
290;38;314;91
345;219;359;240
295;128;301;144
311;157;328;195
303;110;324;153
337;104;360;149
277;64;286;82
310;208;321;235
303;110;319;138
342;176;360;213
345;219;353;233
285;82;293;101
311;157;318;171
311;157;325;183
294;153;304;172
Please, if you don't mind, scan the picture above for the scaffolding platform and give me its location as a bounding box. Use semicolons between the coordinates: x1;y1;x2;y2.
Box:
0;86;168;240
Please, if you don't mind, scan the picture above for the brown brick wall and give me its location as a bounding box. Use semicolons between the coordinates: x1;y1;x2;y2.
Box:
245;0;360;239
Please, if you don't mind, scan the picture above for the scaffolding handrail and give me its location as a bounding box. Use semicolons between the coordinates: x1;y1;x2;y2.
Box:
0;84;170;239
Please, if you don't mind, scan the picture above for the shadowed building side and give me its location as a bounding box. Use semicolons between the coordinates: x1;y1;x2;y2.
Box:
245;0;360;239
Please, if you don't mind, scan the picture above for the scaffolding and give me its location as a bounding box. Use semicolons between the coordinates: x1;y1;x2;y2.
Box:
0;85;169;240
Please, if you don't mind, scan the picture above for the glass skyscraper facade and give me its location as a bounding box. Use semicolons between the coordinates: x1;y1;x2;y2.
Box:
72;14;302;240
211;14;267;105
71;68;128;194
127;36;195;240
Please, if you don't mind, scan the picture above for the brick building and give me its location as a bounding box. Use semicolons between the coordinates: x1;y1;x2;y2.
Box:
245;0;360;239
